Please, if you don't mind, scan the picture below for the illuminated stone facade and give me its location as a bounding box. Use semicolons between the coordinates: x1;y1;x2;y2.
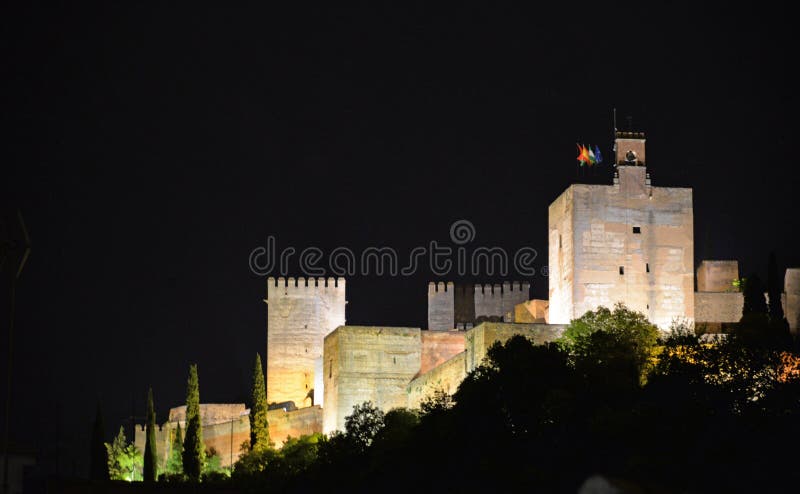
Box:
428;281;530;330
266;277;346;407
549;133;695;329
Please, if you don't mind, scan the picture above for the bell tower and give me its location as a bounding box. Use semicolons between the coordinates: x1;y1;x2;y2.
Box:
614;131;646;166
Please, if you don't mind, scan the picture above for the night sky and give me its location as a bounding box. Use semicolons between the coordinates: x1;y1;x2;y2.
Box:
2;3;797;476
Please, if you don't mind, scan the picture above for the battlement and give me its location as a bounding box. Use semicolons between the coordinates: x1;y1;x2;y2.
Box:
268;276;345;289
474;281;530;294
428;281;532;330
428;281;454;293
266;276;347;406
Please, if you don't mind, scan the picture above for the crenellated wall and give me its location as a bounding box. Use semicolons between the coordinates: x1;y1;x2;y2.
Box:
428;281;531;330
473;282;530;321
266;276;346;407
427;282;454;330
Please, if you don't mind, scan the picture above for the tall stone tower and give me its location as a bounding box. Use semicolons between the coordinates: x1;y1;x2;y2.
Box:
266;277;346;407
548;131;694;329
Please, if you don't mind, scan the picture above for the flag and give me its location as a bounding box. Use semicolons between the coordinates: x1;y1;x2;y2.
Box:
594;144;603;165
588;146;596;166
576;144;591;166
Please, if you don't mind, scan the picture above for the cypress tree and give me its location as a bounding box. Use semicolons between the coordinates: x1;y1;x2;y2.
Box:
165;422;183;474
767;252;785;321
182;364;204;481
143;387;158;482
742;274;768;316
249;353;270;450
90;402;109;480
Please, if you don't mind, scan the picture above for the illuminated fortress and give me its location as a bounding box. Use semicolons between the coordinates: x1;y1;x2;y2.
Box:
137;131;800;460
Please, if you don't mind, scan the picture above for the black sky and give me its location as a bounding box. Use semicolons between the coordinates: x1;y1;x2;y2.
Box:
2;2;797;476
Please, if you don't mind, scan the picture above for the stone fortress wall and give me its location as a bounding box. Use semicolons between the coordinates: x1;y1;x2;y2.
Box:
427;281;530;330
134;403;324;469
137;131;800;454
266;277;346;408
549;133;695;329
694;260;744;332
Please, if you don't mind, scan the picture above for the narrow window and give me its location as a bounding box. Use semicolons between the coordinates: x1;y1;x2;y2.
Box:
646;263;650;273
329;360;332;378
632;226;641;234
619;266;624;275
559;234;562;248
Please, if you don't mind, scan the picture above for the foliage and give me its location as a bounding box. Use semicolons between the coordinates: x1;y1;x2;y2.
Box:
90;402;109;481
561;303;660;385
202;448;226;477
182;364;204;481
164;423;183;475
105;426;143;481
232;433;321;490
344;401;384;450
249;353;270;451
143;387;158;482
217;306;800;492
419;388;453;416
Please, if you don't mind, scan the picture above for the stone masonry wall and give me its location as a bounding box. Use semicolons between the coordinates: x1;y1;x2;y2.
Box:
465;322;566;372
697;260;739;292
267;277;346;407
323;326;421;433
419;330;465;375
695;292;743;326
473;282;530;320
267;405;323;447
407;352;467;409
549;166;694;329
549;187;574;324
427;282;454;330
410;322;566;409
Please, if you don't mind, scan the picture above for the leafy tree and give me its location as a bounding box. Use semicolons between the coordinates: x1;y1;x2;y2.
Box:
164;422;183;476
344;401;384;450
561;303;659;385
371;408;418;458
249;353;270;450
90;402;109;481
143;387;158;482
419;388;453;416
202;447;226;478
105;426;143;481
182;364;204;481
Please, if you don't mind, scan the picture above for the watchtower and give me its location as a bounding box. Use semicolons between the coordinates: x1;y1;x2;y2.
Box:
266;277;346;407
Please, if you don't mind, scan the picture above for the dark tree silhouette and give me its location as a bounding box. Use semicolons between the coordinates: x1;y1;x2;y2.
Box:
89;402;109;481
143;387;158;482
767;252;785;321
182;364;204;481
249;354;269;450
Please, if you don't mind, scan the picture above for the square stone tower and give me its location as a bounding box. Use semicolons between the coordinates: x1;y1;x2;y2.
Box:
548;132;694;328
266;277;346;407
